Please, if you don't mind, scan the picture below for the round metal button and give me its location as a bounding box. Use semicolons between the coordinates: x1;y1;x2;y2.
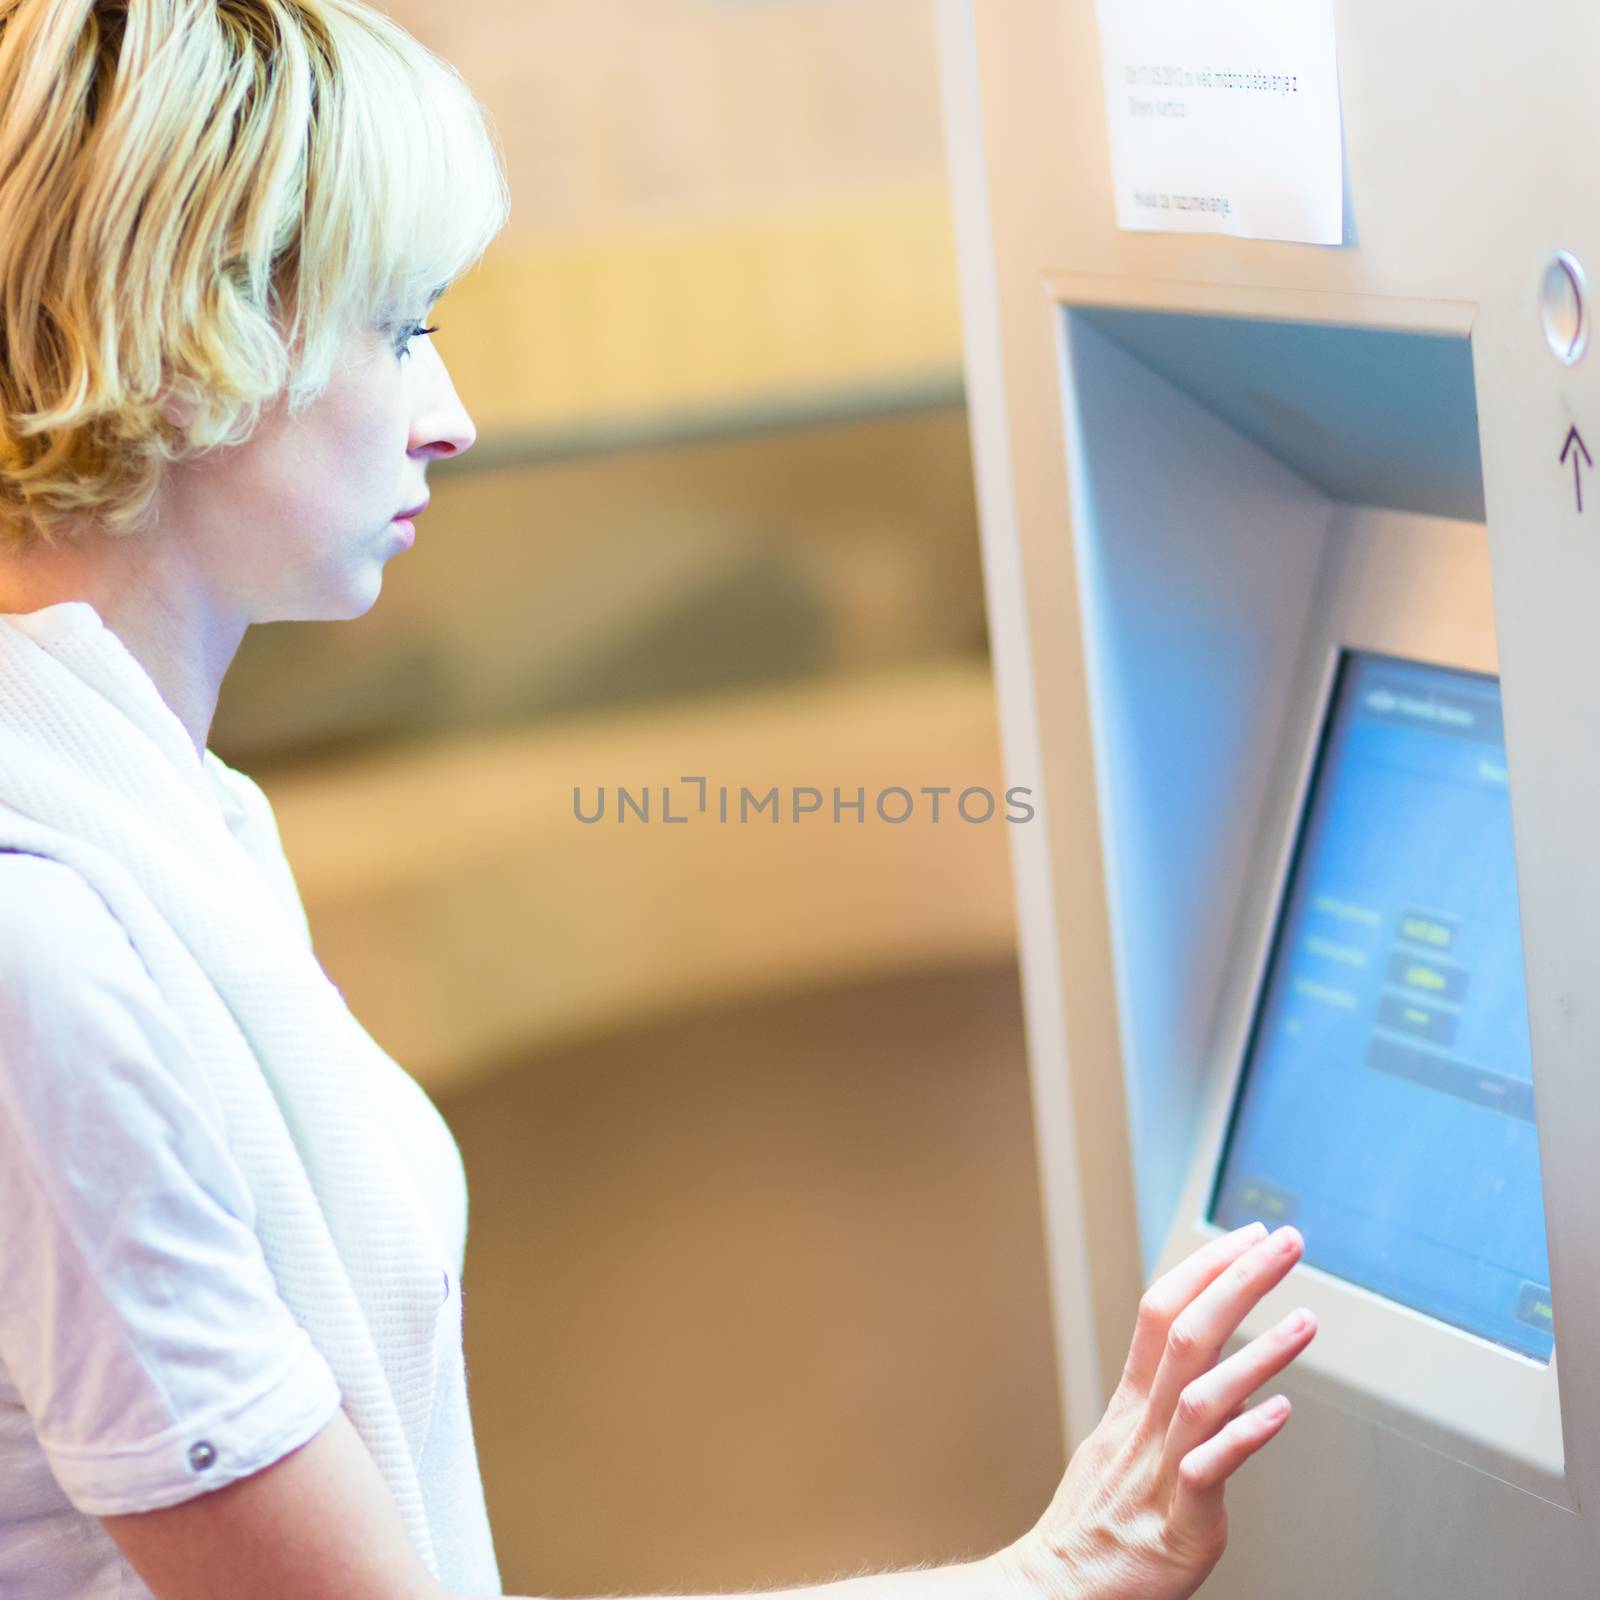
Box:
1540;252;1588;365
187;1440;218;1472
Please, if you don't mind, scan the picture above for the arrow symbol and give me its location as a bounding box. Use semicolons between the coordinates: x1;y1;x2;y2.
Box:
1562;425;1593;512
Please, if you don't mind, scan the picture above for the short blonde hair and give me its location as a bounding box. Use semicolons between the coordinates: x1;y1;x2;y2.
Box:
0;0;511;548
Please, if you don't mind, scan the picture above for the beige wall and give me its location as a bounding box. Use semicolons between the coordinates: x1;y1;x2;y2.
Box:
380;0;963;439
386;0;948;236
443;962;1063;1598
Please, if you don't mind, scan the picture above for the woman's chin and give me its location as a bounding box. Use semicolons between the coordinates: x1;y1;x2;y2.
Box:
259;569;385;625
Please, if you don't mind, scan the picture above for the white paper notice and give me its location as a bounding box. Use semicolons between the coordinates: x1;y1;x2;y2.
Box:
1094;0;1343;245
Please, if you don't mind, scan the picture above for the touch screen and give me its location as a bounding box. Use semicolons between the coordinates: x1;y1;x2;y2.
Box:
1210;652;1552;1361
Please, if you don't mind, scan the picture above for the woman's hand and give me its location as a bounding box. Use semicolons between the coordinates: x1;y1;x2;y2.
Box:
997;1222;1315;1600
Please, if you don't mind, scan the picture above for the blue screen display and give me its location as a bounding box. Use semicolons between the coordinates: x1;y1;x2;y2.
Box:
1210;652;1552;1361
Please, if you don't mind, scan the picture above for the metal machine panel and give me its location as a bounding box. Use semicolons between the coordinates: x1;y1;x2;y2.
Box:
935;0;1600;1589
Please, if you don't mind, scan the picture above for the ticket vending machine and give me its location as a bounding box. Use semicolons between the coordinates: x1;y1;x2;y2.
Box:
934;3;1600;1592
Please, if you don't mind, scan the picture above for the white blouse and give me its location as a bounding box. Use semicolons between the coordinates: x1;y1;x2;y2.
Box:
0;788;500;1593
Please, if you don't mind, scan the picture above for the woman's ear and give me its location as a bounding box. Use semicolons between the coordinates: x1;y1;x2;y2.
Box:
157;377;199;431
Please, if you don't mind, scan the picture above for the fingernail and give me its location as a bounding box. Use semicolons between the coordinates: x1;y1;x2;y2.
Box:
1272;1225;1303;1255
1234;1220;1269;1243
1265;1394;1291;1420
1281;1308;1314;1336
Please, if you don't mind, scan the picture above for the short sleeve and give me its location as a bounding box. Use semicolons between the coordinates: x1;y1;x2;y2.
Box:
0;851;342;1515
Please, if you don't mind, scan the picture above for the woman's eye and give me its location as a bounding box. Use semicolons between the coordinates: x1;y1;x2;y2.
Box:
395;323;441;359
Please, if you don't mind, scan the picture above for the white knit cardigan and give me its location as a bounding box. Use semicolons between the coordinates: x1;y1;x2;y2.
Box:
0;601;452;1574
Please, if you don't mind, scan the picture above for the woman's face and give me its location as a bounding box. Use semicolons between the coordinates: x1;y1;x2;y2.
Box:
153;304;477;626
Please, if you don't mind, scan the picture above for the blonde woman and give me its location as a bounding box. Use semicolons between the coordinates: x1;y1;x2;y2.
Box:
0;3;1317;1597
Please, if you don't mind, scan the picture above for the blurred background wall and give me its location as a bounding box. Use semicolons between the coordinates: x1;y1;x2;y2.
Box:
208;1;1065;1592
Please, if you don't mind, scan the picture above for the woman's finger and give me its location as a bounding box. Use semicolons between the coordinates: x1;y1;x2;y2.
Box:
1166;1395;1292;1549
1144;1225;1304;1429
1121;1222;1269;1393
1160;1306;1316;1472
